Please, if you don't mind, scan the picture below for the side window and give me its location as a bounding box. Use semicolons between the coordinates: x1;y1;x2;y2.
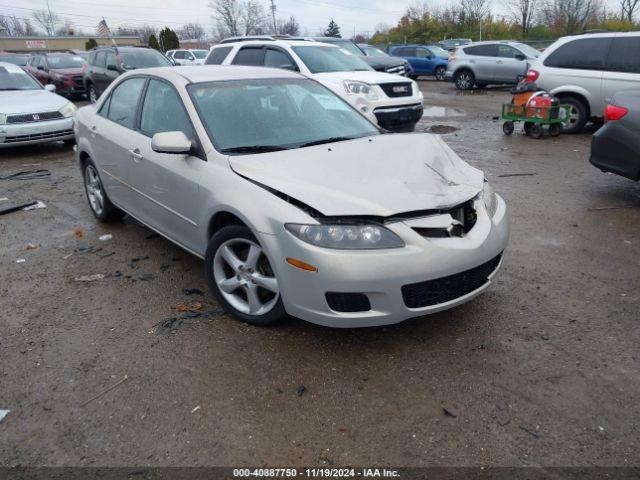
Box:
105;77;146;129
264;49;296;70
401;47;417;56
88;52;96;65
605;36;640;74
206;46;232;65
415;48;431;58
498;45;519;58
186;52;195;60
464;44;497;56
232;47;264;66
95;51;107;68
174;51;186;59
544;37;612;70
106;52;117;69
140;79;194;138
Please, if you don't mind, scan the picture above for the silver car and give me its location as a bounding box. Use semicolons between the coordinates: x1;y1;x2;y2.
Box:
74;66;509;328
446;41;540;90
527;32;640;133
0;62;76;147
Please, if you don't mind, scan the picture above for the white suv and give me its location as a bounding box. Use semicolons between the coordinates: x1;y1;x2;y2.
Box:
166;49;208;65
205;38;424;132
527;32;640;133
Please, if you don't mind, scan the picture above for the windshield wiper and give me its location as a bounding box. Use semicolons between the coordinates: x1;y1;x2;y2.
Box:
299;136;358;148
221;145;290;154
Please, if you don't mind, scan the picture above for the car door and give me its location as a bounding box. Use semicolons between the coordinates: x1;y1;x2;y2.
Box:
89;76;147;213
495;45;527;83
92;51;108;93
602;35;640;111
465;44;498;82
173;50;186;65
129;77;204;252
397;47;420;73
32;55;49;84
414;47;436;74
231;46;265;66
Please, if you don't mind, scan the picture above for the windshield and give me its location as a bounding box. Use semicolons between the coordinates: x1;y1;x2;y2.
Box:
292;46;371;73
189;78;379;154
514;43;541;58
324;40;363;56
362;46;388;57
0;55;30;66
428;46;450;58
47;55;85;69
0;66;41;90
121;50;172;69
192;50;208;59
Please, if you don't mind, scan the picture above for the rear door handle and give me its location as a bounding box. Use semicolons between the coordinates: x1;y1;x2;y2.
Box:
90;125;97;138
128;148;144;161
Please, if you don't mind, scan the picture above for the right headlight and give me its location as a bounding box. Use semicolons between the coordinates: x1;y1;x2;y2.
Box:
481;181;498;218
343;80;378;101
285;223;404;250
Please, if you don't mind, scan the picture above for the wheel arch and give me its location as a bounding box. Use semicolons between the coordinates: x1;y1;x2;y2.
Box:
550;88;593;118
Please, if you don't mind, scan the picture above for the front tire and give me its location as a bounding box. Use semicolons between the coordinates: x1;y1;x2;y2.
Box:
454;70;474;90
82;158;125;222
205;225;285;326
87;83;98;104
560;97;588;134
434;66;446;81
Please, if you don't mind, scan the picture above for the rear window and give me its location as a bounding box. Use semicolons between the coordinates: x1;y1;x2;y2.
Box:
206;46;232;65
544;37;613;70
463;44;498;57
120;50;172;69
605;36;640;74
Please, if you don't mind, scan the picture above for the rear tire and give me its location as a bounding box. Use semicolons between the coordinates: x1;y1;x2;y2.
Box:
502;121;514;135
454;70;474;90
529;124;543;139
559;97;588;134
549;123;562;137
87;83;98;104
82;158;125;222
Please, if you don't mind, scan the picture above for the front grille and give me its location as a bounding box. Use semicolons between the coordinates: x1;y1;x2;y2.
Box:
326;292;371;312
72;75;84;86
6;111;63;124
401;253;502;308
386;65;406;76
412;199;477;238
379;82;413;97
4;128;73;143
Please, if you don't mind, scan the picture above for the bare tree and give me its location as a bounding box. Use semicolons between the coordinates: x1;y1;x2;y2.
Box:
32;1;60;36
210;0;242;38
620;0;640;20
178;22;206;40
506;0;538;38
242;0;267;35
541;0;600;34
278;16;300;35
459;0;491;23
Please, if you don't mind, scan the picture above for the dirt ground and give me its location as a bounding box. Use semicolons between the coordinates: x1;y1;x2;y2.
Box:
1;80;639;469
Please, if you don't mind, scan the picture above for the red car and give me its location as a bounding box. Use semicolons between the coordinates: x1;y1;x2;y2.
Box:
25;53;87;98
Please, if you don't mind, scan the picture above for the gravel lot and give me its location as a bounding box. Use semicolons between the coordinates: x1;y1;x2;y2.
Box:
1;80;639;468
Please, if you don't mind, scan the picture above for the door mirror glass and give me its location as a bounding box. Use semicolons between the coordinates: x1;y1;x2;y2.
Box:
151;131;193;154
515;54;526;61
107;63;118;71
37;65;45;70
44;84;56;92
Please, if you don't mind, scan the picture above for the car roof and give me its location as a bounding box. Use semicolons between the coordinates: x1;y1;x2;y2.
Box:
216;39;338;48
129;65;305;83
0;61;27;72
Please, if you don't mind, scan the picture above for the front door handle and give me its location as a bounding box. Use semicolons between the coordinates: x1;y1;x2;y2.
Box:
90;125;97;138
128;148;144;161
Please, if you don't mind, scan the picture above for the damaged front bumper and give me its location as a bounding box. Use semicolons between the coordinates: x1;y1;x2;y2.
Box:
0;117;74;147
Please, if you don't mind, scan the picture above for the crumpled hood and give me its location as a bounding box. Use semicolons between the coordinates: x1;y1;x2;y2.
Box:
314;70;411;85
0;89;68;114
229;134;484;217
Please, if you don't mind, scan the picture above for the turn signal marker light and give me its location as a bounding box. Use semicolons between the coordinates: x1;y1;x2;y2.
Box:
286;257;318;272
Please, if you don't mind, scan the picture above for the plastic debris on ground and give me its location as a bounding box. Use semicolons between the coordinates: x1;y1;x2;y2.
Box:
99;234;113;241
16;259;26;264
0;410;9;423
75;274;106;282
23;201;47;210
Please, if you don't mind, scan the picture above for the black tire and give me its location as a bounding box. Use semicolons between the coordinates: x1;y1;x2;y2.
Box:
529;123;543;139
549;123;562;137
454;69;474;90
523;121;534;134
502;121;514;135
82;158;125;222
434;66;447;81
87;83;98;104
559;97;588;134
63;138;76;145
205;225;286;326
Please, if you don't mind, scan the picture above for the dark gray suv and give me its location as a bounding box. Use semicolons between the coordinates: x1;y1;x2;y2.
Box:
445;41;541;90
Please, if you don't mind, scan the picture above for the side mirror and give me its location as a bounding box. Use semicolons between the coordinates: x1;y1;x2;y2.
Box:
107;64;118;71
280;64;297;71
44;84;56;92
37;65;45;71
515;54;526;61
151;131;193;154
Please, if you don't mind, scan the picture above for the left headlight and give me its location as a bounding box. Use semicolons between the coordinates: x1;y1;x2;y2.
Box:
285;223;405;250
343;80;378;101
59;102;77;118
482;181;498;218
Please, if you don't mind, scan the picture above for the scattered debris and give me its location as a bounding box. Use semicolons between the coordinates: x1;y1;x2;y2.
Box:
176;302;203;312
183;288;204;296
138;272;154;281
23;201;47;210
519;425;540;438
160;265;170;272
16;259;25;264
442;407;457;418
497;414;510;426
153;311;201;335
0;197;8;202
130;256;149;263
63;252;74;260
0;169;51;181
99;234;113;241
297;385;307;397
26;243;38;250
75;274;106;282
74;227;85;238
0;201;38;216
587;205;638;211
79;375;128;407
191;405;201;414
338;426;348;432
114;271;123;278
0;409;9;423
497;173;538;178
96;251;115;258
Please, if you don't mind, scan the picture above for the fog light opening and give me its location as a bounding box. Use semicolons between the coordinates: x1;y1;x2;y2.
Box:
286;257;318;272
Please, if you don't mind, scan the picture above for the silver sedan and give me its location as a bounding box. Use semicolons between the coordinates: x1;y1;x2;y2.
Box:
0;62;76;147
74;66;509;328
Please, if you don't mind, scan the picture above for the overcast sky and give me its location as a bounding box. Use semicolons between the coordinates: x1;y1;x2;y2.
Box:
4;0;619;38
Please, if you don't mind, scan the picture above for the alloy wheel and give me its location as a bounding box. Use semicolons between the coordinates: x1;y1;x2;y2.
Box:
213;238;279;316
563;105;579;129
456;72;473;90
88;85;97;104
435;67;446;81
84;164;104;216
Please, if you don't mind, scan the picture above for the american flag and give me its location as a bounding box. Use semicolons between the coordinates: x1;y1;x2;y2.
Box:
96;19;111;37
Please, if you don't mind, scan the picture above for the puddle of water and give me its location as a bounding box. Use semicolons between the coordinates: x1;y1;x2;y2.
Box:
423;106;466;117
428;125;459;134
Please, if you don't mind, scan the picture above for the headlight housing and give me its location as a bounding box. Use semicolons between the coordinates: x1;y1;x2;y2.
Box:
343;80;378;101
59;102;77;118
0;113;6;125
482;181;498;218
285;223;404;250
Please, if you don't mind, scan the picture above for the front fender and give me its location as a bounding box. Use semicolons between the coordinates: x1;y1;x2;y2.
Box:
549;85;594;111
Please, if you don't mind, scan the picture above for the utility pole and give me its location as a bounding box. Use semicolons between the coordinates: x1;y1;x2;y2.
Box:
270;0;277;34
